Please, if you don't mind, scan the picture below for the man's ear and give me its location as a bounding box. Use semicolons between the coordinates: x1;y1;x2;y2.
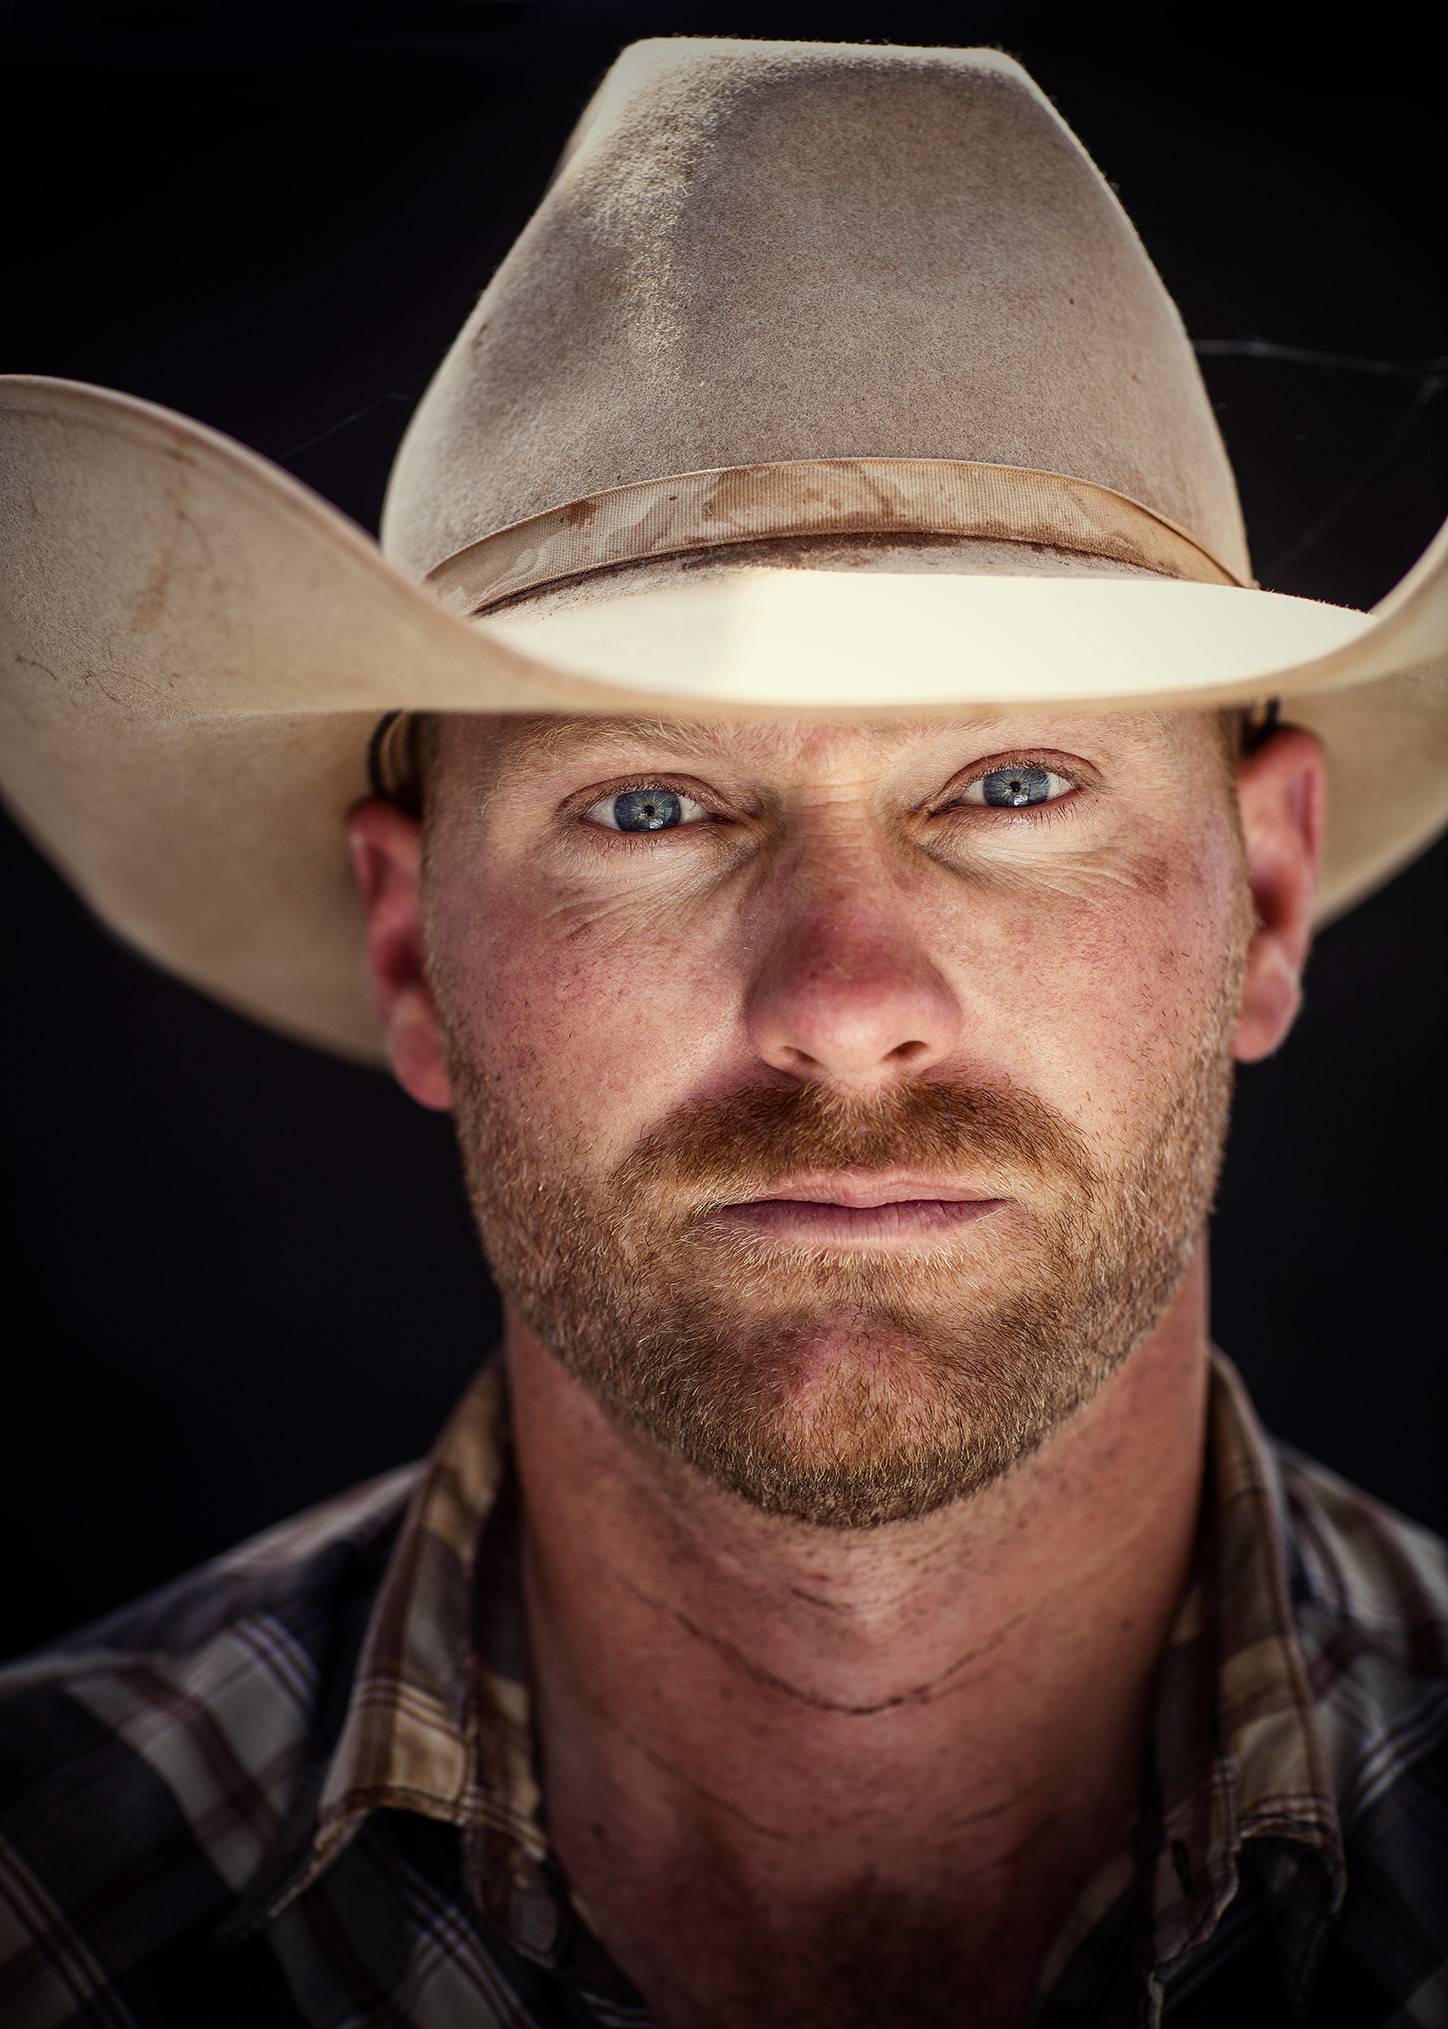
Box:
1232;725;1328;1064
348;798;453;1110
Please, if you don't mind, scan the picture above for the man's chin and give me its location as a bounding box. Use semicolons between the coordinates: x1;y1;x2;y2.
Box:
719;1313;977;1422
563;1308;1067;1529
643;1397;1016;1531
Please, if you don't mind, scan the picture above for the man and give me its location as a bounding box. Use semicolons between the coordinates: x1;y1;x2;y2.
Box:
0;36;1445;2029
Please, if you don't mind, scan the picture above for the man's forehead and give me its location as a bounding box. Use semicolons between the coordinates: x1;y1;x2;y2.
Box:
439;707;1195;785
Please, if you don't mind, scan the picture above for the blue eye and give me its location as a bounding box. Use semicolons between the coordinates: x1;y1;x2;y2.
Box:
612;789;682;830
587;787;709;831
963;765;1071;809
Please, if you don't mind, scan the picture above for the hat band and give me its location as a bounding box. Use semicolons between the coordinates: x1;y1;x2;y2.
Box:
424;458;1247;613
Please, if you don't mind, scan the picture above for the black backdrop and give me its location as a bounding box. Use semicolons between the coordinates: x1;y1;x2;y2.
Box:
2;1;1444;1661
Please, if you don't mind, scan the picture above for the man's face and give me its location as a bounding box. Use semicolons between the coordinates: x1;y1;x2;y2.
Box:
420;712;1252;1525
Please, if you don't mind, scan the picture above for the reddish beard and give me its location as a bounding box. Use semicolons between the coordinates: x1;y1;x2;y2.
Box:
445;995;1238;1527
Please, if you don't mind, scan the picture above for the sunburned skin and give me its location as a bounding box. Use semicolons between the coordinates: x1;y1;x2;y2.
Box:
351;707;1325;2028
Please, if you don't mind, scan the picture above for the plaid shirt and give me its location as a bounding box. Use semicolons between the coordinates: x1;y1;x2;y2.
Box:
1;1354;1445;2028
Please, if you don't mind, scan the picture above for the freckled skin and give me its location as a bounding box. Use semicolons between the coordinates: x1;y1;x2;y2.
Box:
352;710;1326;2029
426;717;1237;1160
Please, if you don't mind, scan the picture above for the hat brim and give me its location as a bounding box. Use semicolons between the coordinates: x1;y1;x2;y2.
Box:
3;375;1445;1062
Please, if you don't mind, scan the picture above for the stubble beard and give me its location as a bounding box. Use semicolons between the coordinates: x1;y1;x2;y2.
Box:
442;950;1244;1529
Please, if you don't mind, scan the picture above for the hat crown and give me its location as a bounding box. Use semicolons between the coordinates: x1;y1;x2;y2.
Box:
384;37;1249;583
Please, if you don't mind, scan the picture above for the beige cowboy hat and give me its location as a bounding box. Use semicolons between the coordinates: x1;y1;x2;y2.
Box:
2;38;1445;1063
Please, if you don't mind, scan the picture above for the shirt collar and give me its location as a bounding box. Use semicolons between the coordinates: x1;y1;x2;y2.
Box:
250;1351;1346;1997
1140;1354;1345;2011
253;1360;566;1958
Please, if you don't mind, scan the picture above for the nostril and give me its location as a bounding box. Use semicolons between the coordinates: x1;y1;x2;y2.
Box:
890;1039;931;1064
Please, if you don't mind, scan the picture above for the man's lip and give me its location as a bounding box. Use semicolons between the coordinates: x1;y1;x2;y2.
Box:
710;1194;1007;1245
706;1175;1010;1247
722;1174;1002;1211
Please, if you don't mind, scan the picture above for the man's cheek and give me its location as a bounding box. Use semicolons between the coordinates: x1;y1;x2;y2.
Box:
469;902;729;1129
1065;899;1241;1120
955;874;1225;1132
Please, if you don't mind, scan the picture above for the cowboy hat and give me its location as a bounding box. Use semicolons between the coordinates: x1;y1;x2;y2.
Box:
2;38;1445;1062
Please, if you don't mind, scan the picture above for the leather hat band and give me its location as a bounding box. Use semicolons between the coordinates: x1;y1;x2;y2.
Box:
425;457;1247;613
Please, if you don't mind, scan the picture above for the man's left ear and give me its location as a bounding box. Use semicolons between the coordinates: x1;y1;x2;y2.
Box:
1232;725;1328;1063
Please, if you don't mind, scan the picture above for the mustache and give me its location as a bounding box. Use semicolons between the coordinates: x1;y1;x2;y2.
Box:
612;1077;1097;1208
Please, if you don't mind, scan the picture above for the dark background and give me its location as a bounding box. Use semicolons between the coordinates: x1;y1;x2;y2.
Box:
1;2;1444;1660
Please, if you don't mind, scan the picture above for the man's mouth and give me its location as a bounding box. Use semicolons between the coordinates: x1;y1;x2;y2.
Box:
710;1174;1009;1248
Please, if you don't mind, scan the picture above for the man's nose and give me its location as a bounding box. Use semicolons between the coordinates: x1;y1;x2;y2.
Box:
745;863;963;1090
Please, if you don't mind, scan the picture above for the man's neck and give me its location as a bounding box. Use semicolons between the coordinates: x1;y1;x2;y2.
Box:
505;1251;1211;2029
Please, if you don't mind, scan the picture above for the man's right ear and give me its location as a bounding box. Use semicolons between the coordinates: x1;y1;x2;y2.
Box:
348;799;453;1110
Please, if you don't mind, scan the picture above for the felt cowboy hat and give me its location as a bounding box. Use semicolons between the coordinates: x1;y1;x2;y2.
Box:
2;38;1445;1063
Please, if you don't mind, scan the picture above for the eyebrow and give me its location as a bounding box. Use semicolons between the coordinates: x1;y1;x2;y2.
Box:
472;705;1187;797
490;714;742;775
483;711;1047;776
